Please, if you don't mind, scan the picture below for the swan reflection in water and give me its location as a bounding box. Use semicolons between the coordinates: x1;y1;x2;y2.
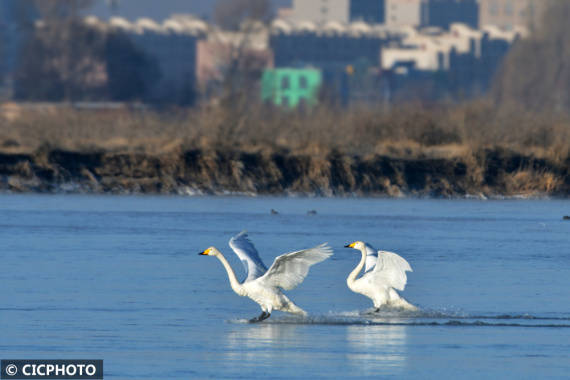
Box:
223;321;408;377
346;325;408;376
225;323;305;358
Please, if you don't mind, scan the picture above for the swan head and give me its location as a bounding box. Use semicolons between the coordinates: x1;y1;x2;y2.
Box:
344;241;365;251
198;247;221;256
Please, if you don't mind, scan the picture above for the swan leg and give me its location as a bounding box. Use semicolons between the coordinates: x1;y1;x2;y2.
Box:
249;311;271;323
372;292;388;312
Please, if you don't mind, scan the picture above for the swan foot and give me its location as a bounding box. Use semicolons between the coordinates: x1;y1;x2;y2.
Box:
249;311;271;323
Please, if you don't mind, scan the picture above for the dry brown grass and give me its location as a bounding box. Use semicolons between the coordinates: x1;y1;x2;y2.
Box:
1;101;569;164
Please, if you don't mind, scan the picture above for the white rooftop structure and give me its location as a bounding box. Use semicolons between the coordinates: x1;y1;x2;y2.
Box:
270;19;408;39
101;15;206;36
170;15;208;35
136;18;163;33
481;25;526;42
382;22;526;71
109;16;135;32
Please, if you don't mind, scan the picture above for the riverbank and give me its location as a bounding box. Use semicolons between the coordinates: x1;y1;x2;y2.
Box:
1;147;568;197
1;103;569;197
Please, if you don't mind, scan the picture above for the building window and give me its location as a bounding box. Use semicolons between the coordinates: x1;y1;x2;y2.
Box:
489;0;499;15
505;0;513;16
299;76;308;89
281;76;290;90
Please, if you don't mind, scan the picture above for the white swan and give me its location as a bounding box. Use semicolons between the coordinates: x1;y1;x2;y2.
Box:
199;231;333;322
345;241;417;311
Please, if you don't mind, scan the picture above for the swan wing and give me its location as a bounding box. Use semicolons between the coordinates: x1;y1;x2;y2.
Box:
259;243;333;290
364;243;378;273
370;250;412;291
228;231;268;283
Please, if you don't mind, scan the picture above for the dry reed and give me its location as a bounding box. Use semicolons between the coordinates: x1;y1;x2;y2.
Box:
1;101;569;164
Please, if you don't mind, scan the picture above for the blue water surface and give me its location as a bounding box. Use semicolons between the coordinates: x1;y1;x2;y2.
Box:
1;195;569;379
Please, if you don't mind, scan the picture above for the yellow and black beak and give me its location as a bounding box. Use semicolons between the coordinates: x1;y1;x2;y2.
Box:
344;242;356;248
198;248;210;256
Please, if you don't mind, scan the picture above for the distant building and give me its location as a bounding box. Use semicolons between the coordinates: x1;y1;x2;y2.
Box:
0;0;23;91
381;23;524;101
386;0;479;29
350;0;385;24
386;0;423;26
479;0;545;30
106;16;206;104
290;0;350;23
262;68;322;108
270;19;400;72
85;0;292;22
270;19;404;104
197;23;273;96
276;7;295;21
288;0;387;25
421;0;479;29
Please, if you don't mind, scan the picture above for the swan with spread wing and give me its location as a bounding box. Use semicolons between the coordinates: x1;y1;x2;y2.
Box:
345;241;417;311
199;231;333;322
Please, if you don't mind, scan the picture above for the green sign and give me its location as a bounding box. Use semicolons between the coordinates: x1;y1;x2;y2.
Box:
261;68;322;108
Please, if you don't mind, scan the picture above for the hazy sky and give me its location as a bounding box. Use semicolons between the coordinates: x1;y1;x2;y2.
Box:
87;0;292;21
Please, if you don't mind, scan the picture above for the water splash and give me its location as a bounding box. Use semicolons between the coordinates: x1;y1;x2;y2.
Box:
228;307;570;328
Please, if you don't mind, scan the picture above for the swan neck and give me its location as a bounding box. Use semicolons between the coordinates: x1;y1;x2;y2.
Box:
347;248;367;289
215;253;244;295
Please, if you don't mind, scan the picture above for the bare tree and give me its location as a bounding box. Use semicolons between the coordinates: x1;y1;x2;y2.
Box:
207;1;273;106
214;0;272;30
14;0;158;102
34;0;94;21
35;1;95;99
201;17;273;146
493;0;570;113
15;21;106;101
